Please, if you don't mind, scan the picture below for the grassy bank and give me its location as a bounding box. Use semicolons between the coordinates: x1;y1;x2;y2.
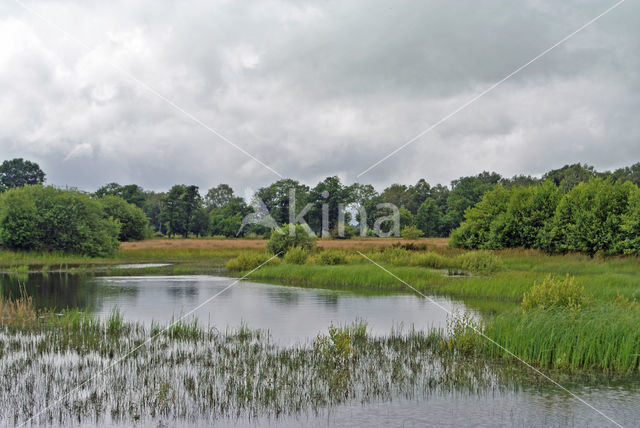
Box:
3;239;640;375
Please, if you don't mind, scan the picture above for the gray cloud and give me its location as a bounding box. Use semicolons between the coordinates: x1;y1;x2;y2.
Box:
0;0;638;194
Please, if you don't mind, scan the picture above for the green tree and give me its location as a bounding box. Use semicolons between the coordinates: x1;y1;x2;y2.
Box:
399;207;414;229
190;207;210;237
209;197;251;237
541;178;637;255
542;163;599;192
406;179;431;214
0;158;45;189
415;199;443;237
204;184;235;210
0;186;119;256
142;191;166;234
256;179;310;226
380;183;410;208
444;171;501;235
95;183;146;208
182;185;202;238
307;176;354;235
99;195;149;241
450;186;510;249
162;185;187;238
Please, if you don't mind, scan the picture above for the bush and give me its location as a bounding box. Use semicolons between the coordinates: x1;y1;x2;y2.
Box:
0;186;120;256
400;226;424;240
283;246;309;264
456;250;504;274
316;250;348;265
225;252;280;271
99;195;148;241
415;252;448;269
521;274;585;311
266;223;316;255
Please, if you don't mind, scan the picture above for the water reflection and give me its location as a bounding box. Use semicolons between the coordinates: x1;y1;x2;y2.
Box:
2;274;470;345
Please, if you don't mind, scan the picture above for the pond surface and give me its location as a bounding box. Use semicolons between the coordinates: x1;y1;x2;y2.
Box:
1;273;468;345
2;273;640;427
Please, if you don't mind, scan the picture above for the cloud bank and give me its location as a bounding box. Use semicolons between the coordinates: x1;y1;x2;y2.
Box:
0;0;638;192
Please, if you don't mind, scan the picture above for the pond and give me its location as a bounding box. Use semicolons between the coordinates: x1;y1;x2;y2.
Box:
1;273;469;345
2;273;640;427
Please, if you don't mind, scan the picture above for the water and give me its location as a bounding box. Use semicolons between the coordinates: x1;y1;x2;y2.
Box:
1;273;468;345
2;273;640;427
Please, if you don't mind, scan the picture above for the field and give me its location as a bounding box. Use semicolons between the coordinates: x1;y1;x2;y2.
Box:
119;237;450;250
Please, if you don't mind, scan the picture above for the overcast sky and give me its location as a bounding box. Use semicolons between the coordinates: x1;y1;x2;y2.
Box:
0;0;638;193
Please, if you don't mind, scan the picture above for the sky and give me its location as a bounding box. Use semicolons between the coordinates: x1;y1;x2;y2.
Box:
0;0;638;194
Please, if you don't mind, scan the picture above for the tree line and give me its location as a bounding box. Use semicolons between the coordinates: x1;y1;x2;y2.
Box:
2;157;640;255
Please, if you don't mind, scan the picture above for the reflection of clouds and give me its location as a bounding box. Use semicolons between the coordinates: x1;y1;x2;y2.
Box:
26;275;472;345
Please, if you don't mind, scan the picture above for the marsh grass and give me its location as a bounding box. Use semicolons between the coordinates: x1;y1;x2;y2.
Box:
0;313;521;426
483;304;640;372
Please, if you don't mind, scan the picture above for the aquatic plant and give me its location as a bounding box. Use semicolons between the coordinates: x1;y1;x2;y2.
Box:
521;274;585;311
456;250;504;274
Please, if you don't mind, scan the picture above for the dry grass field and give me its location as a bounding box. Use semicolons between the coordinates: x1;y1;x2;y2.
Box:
120;237;449;251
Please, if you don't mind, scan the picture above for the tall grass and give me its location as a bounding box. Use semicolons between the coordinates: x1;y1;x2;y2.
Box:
483;304;640;371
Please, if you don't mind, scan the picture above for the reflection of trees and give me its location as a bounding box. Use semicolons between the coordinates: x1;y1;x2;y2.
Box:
0;273;100;313
167;284;199;300
313;293;339;308
266;288;300;306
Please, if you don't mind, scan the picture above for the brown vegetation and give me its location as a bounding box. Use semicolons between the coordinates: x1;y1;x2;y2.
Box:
120;237;449;251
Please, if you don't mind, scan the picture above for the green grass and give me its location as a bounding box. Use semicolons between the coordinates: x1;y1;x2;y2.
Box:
482;304;640;372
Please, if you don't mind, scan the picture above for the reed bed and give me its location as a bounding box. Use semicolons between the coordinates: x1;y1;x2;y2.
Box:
0;312;514;427
483;304;640;372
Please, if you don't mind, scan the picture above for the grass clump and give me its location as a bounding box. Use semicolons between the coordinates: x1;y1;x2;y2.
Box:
0;295;36;327
446;312;482;356
522;274;585;311
316;250;348;265
415;252;449;269
225;252;279;271
456;250;504;274
283;246;309;264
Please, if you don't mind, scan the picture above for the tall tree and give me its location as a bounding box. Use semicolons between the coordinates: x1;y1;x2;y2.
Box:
256;179;310;226
162;185;187;238
95;183;145;208
542;163;599;192
181;185;202;238
204;184;235;210
0;158;45;189
443;171;501;234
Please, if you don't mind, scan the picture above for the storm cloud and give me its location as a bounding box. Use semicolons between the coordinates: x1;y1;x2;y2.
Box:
0;0;638;192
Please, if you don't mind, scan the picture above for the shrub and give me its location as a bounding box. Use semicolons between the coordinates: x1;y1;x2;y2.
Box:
456;250;504;274
0;186;120;256
283;246;309;264
266;223;316;255
99;195;148;241
225;252;280;271
521;274;585;311
415;252;448;269
316;250;348;265
401;226;424;240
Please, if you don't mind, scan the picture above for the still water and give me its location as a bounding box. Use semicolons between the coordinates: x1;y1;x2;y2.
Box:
2;273;468;345
2;273;640;427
